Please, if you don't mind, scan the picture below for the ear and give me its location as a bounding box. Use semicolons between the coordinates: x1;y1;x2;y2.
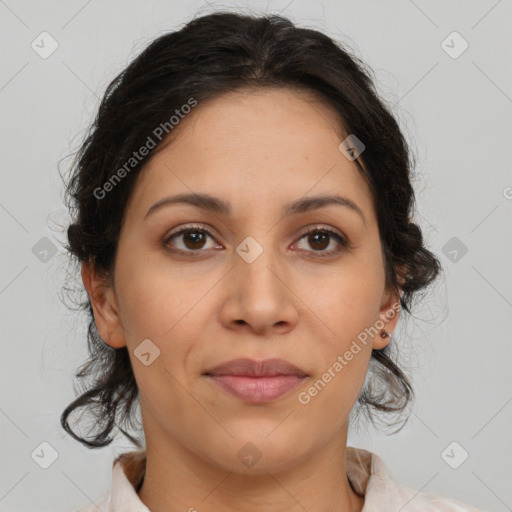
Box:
81;260;127;349
372;268;405;350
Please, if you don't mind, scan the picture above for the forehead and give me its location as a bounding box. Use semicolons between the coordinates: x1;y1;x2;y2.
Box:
125;87;376;224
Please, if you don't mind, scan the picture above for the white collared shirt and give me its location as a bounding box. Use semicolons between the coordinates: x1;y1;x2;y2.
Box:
76;446;486;511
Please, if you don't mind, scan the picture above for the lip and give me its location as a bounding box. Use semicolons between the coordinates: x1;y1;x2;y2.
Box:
203;358;308;404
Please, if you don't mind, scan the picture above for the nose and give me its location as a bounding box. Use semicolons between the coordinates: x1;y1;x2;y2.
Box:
218;246;300;336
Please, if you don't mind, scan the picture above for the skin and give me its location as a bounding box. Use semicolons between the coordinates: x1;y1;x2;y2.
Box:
82;87;402;512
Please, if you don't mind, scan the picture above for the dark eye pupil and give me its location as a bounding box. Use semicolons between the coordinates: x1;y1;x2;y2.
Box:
184;230;206;249
309;232;329;250
179;230;332;251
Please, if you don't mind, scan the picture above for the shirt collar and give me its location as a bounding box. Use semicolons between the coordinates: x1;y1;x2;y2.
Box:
106;445;449;512
108;446;381;511
110;450;149;512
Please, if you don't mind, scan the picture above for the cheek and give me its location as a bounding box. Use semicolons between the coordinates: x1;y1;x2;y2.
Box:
302;251;383;405
114;246;207;384
114;261;197;415
114;241;190;338
312;265;385;348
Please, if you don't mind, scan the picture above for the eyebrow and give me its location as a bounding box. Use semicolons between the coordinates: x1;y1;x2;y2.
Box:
144;192;367;226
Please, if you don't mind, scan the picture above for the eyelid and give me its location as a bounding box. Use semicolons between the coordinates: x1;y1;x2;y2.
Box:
165;223;217;239
163;223;220;249
292;225;349;258
163;223;349;256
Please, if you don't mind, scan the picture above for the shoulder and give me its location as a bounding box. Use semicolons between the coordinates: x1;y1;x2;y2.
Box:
73;449;146;512
75;491;111;512
378;479;487;511
346;446;488;512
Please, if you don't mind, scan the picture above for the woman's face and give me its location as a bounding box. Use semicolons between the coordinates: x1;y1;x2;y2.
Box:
84;87;400;473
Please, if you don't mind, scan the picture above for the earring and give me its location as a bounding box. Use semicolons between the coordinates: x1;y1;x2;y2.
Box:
380;329;390;338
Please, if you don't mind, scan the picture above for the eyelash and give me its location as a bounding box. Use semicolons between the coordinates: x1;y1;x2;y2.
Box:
163;224;349;258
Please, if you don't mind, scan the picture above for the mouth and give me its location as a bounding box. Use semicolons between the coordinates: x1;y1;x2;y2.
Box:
203;358;309;404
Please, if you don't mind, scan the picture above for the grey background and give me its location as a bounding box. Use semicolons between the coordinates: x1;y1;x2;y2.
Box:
1;1;511;511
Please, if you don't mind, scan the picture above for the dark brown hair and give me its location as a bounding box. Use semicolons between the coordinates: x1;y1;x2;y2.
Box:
60;10;442;448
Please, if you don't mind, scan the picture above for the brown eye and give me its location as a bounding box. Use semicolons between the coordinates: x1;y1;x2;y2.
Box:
295;227;348;257
164;226;218;253
307;231;330;250
181;229;208;250
163;224;348;258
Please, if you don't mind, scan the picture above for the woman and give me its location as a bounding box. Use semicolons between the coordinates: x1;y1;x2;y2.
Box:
61;10;485;512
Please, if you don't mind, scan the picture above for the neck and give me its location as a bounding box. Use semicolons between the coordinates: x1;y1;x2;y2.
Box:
136;421;364;512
